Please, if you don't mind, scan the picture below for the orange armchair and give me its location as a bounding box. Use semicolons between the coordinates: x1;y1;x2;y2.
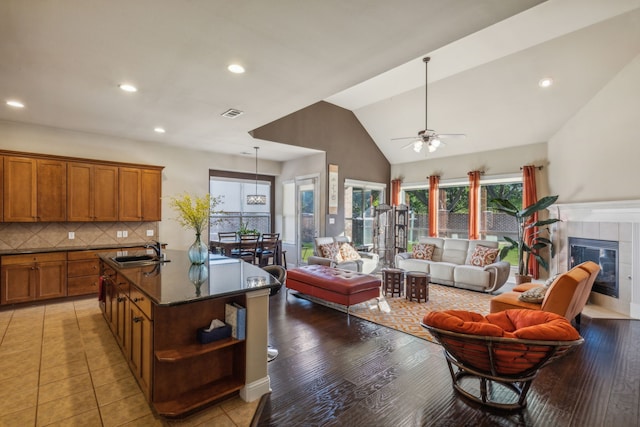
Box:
422;309;583;410
490;261;600;324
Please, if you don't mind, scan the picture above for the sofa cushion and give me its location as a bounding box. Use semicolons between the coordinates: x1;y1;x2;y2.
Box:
317;242;343;262
468;245;499;267
338;242;361;261
454;265;491;287
441;239;470;265
519;286;547;303
396;257;432;273
430;262;457;284
412;243;435;260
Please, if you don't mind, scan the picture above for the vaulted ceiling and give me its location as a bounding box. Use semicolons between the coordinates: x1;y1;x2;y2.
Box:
1;0;638;164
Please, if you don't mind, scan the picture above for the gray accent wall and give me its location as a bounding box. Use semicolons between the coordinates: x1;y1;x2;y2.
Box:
252;101;390;237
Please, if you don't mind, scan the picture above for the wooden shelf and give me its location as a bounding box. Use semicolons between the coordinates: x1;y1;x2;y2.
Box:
155;337;244;362
153;377;244;417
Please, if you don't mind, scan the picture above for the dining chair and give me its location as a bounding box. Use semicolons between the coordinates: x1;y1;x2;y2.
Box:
232;233;260;264
258;233;280;267
214;231;238;255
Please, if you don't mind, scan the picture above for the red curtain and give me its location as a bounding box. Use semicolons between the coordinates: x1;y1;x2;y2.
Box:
467;171;481;240
428;175;440;237
522;165;539;278
391;179;402;206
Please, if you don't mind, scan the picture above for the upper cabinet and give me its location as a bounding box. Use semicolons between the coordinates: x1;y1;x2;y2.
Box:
119;167;162;222
3;156;66;222
1;150;162;223
68;162;119;222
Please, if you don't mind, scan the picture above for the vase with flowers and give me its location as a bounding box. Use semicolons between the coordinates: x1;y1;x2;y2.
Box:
169;192;223;264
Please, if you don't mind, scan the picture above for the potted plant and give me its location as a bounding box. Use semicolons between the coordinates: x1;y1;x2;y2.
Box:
169;192;224;264
491;195;560;284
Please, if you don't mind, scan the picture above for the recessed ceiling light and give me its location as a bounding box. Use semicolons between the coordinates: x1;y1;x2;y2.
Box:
228;64;245;74
6;100;25;108
538;78;553;88
119;83;138;92
154;127;166;134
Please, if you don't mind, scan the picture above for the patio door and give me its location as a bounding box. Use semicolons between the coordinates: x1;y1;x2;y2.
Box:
296;177;318;265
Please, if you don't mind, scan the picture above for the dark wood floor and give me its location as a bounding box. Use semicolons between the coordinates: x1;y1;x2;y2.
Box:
257;287;640;427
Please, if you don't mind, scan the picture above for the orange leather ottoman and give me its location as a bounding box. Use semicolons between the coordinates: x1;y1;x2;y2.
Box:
286;265;381;312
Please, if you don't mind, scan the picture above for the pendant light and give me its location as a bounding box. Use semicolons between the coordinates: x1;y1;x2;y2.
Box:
246;146;267;205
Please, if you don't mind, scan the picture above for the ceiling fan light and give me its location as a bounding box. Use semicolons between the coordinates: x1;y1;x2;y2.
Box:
428;143;437;153
413;141;423;153
431;138;441;148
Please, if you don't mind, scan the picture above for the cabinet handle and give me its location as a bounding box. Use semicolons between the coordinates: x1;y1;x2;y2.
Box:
117;297;125;302
133;297;143;302
132;316;143;323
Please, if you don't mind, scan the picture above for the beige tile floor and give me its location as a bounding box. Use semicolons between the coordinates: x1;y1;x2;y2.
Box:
0;298;259;427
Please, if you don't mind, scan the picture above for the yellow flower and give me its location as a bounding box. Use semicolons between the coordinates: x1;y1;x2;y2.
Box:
169;193;222;236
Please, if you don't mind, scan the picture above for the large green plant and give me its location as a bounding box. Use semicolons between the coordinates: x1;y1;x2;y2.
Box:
491;195;560;276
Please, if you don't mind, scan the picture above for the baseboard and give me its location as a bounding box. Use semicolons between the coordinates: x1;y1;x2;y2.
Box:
240;375;271;402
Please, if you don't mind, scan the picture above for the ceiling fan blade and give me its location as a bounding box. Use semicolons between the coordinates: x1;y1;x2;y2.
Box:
435;133;466;139
391;136;419;141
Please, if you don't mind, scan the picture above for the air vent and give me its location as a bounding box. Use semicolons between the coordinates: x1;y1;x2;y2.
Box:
221;108;244;119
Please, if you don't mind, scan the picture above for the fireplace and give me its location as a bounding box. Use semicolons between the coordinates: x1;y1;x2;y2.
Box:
568;237;618;298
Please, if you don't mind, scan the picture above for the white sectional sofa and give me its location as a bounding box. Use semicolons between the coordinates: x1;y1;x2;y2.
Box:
395;237;510;293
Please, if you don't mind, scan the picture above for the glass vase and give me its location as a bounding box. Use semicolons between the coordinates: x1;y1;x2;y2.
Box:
188;264;209;296
188;233;209;264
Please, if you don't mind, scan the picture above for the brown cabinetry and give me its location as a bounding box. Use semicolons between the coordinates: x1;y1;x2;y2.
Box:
3;156;67;222
129;299;153;399
67;162;119;221
119;167;162;221
67;250;110;296
1;252;67;304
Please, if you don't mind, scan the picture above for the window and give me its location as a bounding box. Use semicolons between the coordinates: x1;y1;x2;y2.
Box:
282;182;295;244
209;170;274;241
344;180;385;248
405;189;429;244
438;184;469;238
402;175;522;264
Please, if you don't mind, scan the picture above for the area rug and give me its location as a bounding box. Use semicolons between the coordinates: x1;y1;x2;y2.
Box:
291;284;493;343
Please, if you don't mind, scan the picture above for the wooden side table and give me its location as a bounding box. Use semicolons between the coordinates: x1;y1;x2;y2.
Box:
406;271;429;303
381;268;404;297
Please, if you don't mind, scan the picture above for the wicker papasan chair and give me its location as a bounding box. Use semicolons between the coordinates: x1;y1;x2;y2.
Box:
421;309;584;410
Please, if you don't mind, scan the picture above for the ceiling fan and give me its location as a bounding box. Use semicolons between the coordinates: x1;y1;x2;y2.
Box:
392;57;465;154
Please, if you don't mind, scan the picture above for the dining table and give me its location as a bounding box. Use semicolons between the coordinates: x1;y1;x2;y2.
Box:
209;238;284;267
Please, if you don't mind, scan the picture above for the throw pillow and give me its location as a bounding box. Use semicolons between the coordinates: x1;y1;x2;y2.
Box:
545;274;560;288
518;286;547;303
339;243;361;261
468;245;499;267
412;243;435;260
318;242;343;262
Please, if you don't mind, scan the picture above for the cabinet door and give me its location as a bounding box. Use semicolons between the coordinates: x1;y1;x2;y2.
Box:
37;159;67;221
119;167;142;221
130;303;153;398
36;260;67;300
4;156;37;222
67;162;93;221
94;165;119;221
1;263;36;304
141;169;161;221
116;287;130;355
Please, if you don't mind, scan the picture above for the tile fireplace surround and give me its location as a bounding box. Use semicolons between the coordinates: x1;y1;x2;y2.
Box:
550;200;640;319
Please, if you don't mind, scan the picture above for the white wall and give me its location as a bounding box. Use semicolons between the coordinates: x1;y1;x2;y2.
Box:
548;54;640;203
391;142;548;188
0;121;282;249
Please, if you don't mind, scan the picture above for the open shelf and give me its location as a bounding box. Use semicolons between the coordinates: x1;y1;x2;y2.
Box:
155;337;244;362
153;376;245;417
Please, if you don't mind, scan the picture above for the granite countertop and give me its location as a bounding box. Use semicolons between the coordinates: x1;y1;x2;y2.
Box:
99;249;280;306
0;242;157;256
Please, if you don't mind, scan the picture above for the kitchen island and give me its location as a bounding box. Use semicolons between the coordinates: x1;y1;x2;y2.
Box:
99;249;280;418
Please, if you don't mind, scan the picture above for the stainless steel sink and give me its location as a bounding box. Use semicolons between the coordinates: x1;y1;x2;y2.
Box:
110;254;163;267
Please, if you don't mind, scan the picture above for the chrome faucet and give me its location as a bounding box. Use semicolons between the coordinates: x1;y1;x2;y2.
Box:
145;240;162;259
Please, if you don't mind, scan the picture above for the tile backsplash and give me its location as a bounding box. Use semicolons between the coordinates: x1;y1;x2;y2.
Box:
0;222;159;251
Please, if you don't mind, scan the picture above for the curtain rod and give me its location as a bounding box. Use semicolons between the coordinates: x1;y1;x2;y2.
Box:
520;165;544;170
